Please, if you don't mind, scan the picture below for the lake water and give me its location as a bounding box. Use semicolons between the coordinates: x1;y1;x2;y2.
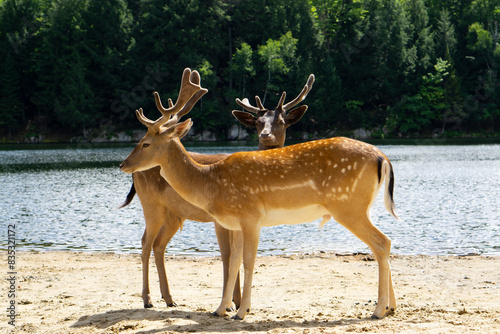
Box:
1;142;499;256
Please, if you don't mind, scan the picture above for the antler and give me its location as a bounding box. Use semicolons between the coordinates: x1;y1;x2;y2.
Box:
235;74;315;114
235;96;265;114
280;74;315;112
136;68;208;130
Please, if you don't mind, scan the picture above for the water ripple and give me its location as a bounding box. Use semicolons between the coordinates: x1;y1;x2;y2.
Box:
1;143;499;256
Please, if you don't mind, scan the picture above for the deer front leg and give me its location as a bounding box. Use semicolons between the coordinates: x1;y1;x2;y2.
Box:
153;214;184;307
213;229;243;317
214;223;242;310
141;225;161;308
233;225;261;320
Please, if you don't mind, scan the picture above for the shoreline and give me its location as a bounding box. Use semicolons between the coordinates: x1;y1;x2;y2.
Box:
2;251;499;333
1;136;500;149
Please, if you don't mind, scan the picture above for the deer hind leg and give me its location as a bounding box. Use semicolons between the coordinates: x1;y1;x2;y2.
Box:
213;229;243;317
214;223;242;310
153;212;184;307
332;210;395;319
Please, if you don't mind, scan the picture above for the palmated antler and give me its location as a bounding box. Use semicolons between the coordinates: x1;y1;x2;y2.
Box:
136;68;208;130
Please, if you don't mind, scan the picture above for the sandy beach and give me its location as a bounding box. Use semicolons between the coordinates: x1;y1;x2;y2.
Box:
2;251;499;333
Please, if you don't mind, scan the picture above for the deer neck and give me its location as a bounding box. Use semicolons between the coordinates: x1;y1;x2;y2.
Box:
258;143;281;150
157;138;215;209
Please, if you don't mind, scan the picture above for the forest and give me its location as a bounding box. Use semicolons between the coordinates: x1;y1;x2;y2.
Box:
0;0;499;142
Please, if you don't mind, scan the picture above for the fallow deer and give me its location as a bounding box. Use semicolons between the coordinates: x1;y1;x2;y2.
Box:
119;69;314;309
120;68;399;320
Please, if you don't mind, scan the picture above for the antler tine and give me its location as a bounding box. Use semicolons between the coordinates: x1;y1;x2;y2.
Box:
255;96;265;110
282;74;315;112
236;98;262;114
135;108;156;127
190;69;201;85
276;91;287;111
164;88;208;127
154;91;169;114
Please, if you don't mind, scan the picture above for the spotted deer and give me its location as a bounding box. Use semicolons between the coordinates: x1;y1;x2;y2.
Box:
120;68;399;320
119;69;314;309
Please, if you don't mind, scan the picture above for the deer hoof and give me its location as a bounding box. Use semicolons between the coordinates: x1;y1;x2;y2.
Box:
211;311;221;317
144;303;153;309
231;315;243;321
167;302;178;307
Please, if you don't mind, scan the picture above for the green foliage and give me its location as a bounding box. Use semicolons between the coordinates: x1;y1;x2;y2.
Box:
306;55;343;133
345;100;366;128
389;58;451;134
435;10;457;58
468;23;492;52
0;52;22;129
231;42;254;96
0;0;499;140
258;32;298;102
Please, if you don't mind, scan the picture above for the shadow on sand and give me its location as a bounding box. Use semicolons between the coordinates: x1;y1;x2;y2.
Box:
72;308;372;333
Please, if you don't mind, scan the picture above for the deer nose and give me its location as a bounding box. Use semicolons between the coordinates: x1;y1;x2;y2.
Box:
119;162;125;169
260;132;271;138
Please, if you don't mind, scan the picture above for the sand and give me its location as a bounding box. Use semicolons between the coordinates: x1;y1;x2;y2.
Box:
1;251;499;333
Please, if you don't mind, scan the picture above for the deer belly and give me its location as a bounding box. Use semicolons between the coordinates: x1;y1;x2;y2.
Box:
260;205;330;227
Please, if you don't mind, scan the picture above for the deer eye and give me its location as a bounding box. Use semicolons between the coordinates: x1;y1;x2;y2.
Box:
142;143;150;148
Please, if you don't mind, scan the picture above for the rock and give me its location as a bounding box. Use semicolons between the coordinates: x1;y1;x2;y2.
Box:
227;124;250;140
353;128;371;139
202;130;216;141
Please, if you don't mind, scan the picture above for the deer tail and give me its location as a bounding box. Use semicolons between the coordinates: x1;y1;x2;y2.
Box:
380;158;400;220
118;181;136;209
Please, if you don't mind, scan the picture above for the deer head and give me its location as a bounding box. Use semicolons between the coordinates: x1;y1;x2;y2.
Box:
120;68;207;173
232;74;315;150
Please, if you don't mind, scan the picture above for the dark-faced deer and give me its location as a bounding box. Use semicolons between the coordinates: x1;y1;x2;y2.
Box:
120;68;400;320
120;69;313;309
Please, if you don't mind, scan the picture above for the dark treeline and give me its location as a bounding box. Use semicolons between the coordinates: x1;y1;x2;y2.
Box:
0;0;499;142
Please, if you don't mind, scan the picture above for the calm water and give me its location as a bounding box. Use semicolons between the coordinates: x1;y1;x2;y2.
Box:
1;142;499;256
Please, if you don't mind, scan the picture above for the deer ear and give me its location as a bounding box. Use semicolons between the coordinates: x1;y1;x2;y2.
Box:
177;125;191;140
284;105;308;125
174;118;193;138
161;118;193;139
232;110;257;128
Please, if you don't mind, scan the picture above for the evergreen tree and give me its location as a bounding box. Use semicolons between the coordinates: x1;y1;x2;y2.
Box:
466;20;500;131
388;58;450;135
307;55;343;133
33;0;97;132
81;0;133;119
0;52;22;132
435;10;458;58
402;0;434;92
0;0;41;137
